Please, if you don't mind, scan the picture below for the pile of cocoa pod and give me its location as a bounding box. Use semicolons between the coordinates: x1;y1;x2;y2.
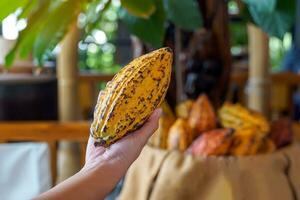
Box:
148;94;293;156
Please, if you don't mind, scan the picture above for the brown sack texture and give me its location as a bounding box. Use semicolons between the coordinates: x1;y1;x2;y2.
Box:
283;143;300;199
118;144;300;200
118;146;170;200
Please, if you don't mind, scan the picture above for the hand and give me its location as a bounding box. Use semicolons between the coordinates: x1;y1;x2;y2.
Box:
84;108;161;173
35;109;161;200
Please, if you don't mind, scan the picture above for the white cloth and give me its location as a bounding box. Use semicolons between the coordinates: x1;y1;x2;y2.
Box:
0;143;52;200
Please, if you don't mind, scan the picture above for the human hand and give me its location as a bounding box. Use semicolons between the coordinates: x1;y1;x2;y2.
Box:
35;109;161;200
82;108;162;178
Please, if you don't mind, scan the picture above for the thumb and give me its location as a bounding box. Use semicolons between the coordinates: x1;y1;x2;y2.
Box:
130;108;162;147
106;108;162;163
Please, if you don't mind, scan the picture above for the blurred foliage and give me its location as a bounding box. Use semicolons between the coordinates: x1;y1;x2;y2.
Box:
119;0;203;48
242;0;295;39
119;0;166;48
120;0;156;18
228;0;294;69
78;2;120;73
230;22;248;47
270;34;292;71
0;0;296;67
0;0;203;66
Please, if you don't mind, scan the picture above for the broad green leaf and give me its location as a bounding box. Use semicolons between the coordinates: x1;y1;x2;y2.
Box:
119;1;166;48
163;0;202;31
0;0;28;21
243;0;277;13
33;0;82;65
18;0;39;19
121;0;156;19
247;0;295;39
5;0;85;66
5;0;51;66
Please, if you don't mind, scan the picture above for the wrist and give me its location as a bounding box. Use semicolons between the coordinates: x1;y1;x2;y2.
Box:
79;160;123;193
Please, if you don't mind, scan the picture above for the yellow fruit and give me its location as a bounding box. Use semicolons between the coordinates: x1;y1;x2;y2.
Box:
218;103;270;135
148;101;175;149
229;128;264;156
167;118;194;151
91;48;173;146
175;100;194;119
188;94;217;135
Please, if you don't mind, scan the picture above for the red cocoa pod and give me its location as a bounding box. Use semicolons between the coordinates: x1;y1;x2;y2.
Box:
187;128;234;156
270;118;293;148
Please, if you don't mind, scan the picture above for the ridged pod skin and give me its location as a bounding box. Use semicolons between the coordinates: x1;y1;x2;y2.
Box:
218;103;270;135
187;128;234;156
188;94;217;135
167;118;194;151
91;47;173;146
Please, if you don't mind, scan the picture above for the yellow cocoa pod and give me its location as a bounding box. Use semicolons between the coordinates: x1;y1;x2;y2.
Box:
175;99;194;119
218;103;270;135
91;48;173;146
148;101;176;149
167;118;194;151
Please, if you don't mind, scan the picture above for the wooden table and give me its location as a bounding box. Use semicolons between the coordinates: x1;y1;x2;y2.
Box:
0;121;90;141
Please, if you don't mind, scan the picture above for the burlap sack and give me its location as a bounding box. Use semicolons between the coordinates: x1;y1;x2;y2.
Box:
118;143;300;200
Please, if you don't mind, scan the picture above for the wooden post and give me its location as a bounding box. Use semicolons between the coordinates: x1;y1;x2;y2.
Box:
56;24;82;184
247;24;270;116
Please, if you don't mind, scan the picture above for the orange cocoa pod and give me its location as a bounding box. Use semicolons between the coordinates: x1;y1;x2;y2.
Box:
229;128;264;156
188;94;216;135
187;128;234;156
258;137;276;154
167;118;194;151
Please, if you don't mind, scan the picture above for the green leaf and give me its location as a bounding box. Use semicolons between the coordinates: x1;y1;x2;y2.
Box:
0;0;28;21
243;0;277;13
247;0;295;39
163;0;202;31
4;0;85;66
84;0;112;34
4;49;17;66
18;0;39;19
33;0;82;65
121;0;156;19
119;3;166;48
4;0;51;66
